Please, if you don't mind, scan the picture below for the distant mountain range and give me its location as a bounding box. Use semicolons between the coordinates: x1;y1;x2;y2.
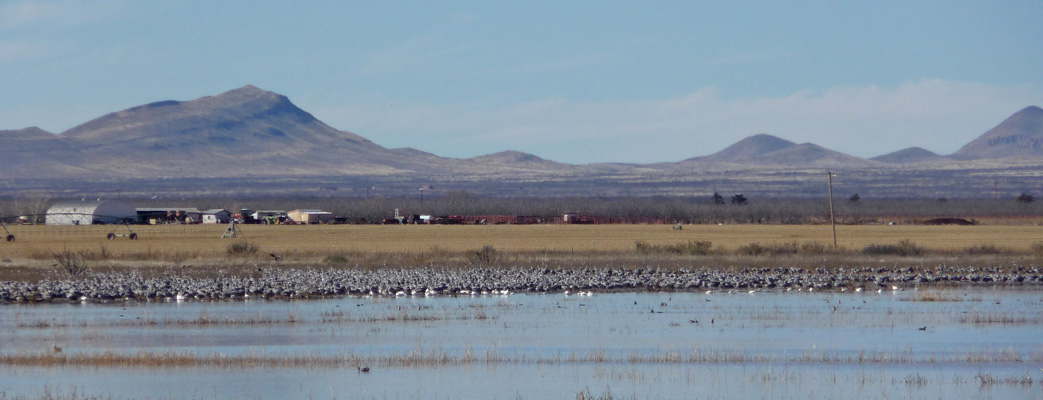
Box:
2;86;1042;198
685;135;883;168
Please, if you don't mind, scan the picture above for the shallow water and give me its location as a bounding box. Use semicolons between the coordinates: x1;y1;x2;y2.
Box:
2;288;1042;399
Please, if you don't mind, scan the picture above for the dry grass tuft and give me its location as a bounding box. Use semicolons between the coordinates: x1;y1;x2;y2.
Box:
863;239;924;256
635;240;713;255
0;346;1039;370
1032;241;1043;256
907;290;963;302
226;241;259;256
736;241;829;256
963;244;1005;255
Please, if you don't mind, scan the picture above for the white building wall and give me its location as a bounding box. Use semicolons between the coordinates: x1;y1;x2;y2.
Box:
45;207;95;225
45;200;137;225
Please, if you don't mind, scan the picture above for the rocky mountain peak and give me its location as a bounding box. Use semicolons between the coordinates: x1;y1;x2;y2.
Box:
953;105;1043;159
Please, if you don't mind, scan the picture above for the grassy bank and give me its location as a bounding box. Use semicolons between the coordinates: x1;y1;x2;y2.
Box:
1;224;1041;281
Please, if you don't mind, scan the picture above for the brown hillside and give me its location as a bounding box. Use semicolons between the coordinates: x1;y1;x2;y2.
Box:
953;106;1043;159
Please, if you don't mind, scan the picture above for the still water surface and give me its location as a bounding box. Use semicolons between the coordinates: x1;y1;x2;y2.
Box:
2;288;1041;399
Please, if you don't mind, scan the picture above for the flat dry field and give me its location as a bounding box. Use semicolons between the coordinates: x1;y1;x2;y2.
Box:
1;223;1041;261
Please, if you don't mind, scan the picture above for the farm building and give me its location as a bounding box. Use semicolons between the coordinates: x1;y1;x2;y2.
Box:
202;209;232;224
251;210;288;224
45;200;138;225
288;209;334;224
136;208;204;224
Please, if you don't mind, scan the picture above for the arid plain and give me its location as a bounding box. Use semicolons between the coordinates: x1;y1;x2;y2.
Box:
2;223;1042;274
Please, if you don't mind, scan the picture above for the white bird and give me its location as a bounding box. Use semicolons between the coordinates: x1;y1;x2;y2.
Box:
395;291;406;297
855;287;863;292
892;285;900;291
564;290;571;296
704;290;713;295
175;293;186;302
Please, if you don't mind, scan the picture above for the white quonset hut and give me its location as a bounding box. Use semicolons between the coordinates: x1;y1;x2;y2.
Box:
45;200;138;225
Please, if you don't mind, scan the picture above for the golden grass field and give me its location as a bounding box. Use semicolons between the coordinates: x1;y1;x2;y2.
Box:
1;223;1041;261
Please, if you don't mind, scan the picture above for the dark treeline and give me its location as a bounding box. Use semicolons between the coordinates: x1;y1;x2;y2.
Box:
3;192;1041;225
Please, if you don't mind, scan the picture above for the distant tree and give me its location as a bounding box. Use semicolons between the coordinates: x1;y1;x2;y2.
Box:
711;192;725;206
848;193;860;203
1017;193;1035;203
731;194;748;206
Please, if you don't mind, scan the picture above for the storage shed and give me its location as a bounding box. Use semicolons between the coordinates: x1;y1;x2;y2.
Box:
288;209;334;224
136;208;204;224
202;209;232;224
46;200;138;225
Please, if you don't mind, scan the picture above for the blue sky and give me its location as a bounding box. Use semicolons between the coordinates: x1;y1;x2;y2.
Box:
2;1;1041;164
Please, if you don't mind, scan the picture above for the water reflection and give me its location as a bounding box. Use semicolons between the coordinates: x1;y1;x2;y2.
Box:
2;289;1041;399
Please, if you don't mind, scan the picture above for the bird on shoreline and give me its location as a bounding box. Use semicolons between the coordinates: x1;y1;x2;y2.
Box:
357;366;370;373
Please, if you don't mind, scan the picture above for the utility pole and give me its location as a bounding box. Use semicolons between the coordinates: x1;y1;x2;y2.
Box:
828;171;837;249
419;187;424;208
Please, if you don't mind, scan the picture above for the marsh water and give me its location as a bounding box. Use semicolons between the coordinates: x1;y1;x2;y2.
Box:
2;288;1042;399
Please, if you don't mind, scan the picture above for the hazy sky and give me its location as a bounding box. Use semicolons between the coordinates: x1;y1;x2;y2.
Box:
2;1;1041;164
